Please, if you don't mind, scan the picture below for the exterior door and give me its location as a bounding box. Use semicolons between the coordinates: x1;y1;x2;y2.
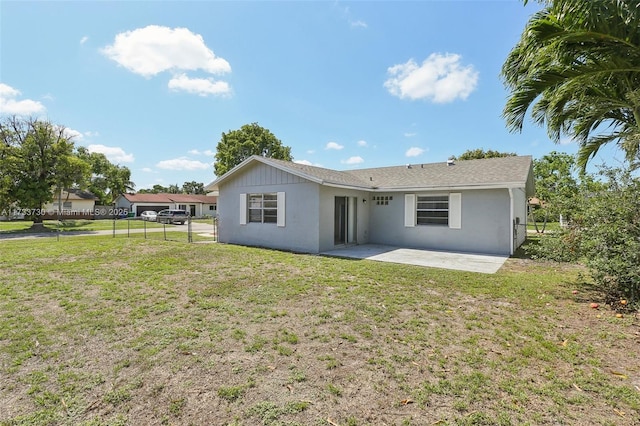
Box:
334;196;357;245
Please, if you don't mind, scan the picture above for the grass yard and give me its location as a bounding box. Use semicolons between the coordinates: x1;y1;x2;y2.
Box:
0;237;638;425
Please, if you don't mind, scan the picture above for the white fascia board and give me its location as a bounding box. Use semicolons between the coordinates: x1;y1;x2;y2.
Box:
322;182;377;191
369;182;527;193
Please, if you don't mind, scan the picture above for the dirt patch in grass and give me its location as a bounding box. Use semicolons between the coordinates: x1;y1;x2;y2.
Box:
1;238;639;425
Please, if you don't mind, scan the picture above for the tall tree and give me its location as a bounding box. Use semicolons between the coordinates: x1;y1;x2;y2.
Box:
454;149;517;161
182;181;205;194
0;117;91;222
214;123;292;176
531;151;579;230
76;147;134;205
501;0;640;170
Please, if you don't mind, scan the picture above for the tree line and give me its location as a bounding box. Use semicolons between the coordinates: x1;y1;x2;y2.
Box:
137;181;206;195
0;116;133;223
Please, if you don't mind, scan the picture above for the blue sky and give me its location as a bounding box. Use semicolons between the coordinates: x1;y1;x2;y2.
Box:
0;1;624;190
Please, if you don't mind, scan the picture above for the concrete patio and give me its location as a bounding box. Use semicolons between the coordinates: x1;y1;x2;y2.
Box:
321;244;508;274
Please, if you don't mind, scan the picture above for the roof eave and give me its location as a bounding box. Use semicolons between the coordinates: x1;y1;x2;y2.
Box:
367;182;530;192
206;155;326;190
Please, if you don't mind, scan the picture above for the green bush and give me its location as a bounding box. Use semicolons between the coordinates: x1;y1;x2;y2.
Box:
524;229;581;262
576;169;640;309
527;168;640;310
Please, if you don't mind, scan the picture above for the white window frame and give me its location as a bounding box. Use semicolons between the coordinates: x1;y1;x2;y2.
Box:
247;193;278;224
407;193;461;228
416;194;449;226
240;192;285;227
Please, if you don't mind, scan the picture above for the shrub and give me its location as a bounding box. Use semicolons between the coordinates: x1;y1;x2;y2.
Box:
524;229;581;262
527;168;640;310
576;169;640;309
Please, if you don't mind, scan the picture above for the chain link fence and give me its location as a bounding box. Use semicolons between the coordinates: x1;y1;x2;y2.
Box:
0;216;218;243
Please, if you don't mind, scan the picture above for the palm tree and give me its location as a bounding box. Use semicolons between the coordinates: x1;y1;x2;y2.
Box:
501;0;640;170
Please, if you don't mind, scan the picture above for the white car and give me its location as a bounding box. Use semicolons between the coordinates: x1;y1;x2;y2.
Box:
140;210;157;221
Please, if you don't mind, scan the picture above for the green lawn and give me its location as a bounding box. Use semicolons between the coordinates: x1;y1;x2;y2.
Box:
0;237;638;425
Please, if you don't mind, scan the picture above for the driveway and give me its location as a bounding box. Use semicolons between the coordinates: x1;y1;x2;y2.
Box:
321;244;508;274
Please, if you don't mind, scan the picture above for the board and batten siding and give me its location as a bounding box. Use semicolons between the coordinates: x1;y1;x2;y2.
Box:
217;162;322;253
224;162;308;188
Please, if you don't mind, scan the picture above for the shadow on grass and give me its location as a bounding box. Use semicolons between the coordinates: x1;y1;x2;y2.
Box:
511;234;541;260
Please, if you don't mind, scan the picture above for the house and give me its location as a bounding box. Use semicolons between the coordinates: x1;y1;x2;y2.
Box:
205;155;535;256
114;193;218;217
42;189;99;219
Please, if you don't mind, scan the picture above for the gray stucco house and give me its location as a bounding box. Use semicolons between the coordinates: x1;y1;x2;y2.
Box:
205;155;534;256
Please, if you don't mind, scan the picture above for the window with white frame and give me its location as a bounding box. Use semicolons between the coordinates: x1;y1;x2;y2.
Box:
62;201;72;210
248;193;278;223
416;195;449;226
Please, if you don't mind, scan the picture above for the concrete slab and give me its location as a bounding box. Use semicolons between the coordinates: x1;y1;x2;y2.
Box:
321;244;508;274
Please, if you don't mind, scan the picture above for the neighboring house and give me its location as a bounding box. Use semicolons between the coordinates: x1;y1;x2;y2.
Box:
42;189;99;219
114;193;218;217
205;155;535;256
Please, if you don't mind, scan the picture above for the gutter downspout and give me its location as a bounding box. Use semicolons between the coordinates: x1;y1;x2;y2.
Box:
509;188;514;256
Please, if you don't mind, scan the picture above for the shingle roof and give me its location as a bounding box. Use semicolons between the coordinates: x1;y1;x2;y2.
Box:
231;155;533;190
57;189;99;200
258;157;373;188
345;156;534;190
207;155;534;194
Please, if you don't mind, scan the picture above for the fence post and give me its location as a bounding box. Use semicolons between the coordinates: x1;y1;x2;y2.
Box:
188;216;192;243
113;218;116;238
144;219;147;239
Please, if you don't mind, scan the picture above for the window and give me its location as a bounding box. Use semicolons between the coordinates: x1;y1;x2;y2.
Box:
62;201;72;210
416;195;449;226
209;204;217;211
248;193;278;223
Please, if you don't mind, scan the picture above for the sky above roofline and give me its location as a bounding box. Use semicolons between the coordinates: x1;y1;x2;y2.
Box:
1;1;625;191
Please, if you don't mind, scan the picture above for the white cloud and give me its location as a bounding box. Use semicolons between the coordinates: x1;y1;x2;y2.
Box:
306;149;315;154
334;2;367;30
357;140;368;147
405;147;425;157
0;83;45;115
102;25;230;78
80;36;88;44
404;132;417;138
141;167;154;173
384;53;478;103
168;73;231;97
325;141;344;150
63;128;84;141
342;156;364;165
62;128;98;141
156;157;210;171
559;137;574;145
188;149;216;156
88;144;135;163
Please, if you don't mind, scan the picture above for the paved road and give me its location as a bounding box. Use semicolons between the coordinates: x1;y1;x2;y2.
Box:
0;221;216;241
